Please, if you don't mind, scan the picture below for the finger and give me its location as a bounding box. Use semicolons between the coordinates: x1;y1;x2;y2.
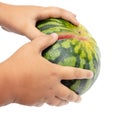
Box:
34;103;44;107
37;7;79;26
46;96;68;106
31;33;58;52
57;66;93;80
56;84;81;102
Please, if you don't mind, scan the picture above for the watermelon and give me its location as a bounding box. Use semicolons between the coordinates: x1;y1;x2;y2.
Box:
36;18;100;95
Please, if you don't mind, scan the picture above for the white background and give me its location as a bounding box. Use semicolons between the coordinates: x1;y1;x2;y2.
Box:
0;0;120;120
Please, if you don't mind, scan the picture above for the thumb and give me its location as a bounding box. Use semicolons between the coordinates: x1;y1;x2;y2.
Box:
31;33;58;52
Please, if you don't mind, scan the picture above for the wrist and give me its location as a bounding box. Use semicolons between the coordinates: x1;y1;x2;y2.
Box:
0;2;5;25
0;2;13;26
0;61;16;106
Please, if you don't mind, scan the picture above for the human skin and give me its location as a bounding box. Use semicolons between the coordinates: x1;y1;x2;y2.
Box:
0;2;93;107
0;2;79;39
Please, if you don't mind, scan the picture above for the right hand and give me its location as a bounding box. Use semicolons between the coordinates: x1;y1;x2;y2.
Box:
3;33;93;106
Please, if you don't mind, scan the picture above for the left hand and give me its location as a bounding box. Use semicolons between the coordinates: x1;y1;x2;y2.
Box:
1;3;79;39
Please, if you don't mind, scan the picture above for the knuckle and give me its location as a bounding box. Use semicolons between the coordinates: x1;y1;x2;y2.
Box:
46;98;59;106
45;96;54;105
47;101;54;106
48;69;59;80
57;100;68;106
39;34;50;40
65;91;79;102
73;68;90;79
48;6;64;14
73;68;81;78
65;93;73;101
43;35;54;44
47;100;54;105
47;97;68;106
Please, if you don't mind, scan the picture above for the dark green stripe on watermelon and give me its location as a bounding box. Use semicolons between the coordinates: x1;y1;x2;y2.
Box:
36;18;100;95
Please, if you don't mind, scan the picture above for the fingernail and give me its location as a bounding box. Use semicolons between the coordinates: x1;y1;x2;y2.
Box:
76;19;80;25
73;17;79;26
50;33;58;39
89;71;94;79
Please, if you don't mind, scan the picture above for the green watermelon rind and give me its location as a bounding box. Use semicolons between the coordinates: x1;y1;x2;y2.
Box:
36;18;100;95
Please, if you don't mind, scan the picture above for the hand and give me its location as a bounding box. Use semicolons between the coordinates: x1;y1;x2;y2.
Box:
0;3;79;39
2;33;93;107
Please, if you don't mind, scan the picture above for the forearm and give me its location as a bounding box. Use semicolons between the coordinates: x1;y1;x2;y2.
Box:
0;2;6;25
0;2;11;26
0;62;15;106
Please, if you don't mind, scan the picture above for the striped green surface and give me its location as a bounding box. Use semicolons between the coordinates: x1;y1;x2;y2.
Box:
36;18;100;95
